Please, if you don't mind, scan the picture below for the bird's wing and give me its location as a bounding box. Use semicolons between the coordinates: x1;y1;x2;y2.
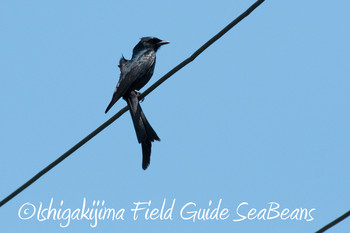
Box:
120;50;155;89
105;51;155;113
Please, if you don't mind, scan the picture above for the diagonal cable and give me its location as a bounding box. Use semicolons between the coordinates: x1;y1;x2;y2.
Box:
315;210;350;233
0;0;265;208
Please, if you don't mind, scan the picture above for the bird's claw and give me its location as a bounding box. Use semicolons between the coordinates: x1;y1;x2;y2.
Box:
134;90;145;102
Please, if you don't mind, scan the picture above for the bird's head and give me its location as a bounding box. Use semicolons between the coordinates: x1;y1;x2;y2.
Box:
133;37;170;55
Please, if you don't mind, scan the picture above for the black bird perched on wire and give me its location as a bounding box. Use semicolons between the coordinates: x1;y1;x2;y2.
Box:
105;37;170;170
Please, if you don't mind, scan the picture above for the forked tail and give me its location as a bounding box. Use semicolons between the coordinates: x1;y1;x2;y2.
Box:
126;91;160;169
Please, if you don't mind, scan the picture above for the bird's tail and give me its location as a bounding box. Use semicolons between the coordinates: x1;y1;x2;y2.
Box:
126;91;160;170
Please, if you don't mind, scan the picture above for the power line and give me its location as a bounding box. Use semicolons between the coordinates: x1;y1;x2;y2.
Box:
0;0;265;207
315;210;350;233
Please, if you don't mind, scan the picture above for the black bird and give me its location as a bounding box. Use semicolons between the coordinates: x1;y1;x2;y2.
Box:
105;37;169;170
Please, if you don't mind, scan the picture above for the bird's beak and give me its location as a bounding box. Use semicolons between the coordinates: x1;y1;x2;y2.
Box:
158;40;170;45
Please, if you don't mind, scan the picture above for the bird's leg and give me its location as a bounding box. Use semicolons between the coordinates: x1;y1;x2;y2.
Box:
134;90;145;102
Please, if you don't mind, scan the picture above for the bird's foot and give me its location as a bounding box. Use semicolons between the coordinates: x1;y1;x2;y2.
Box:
134;90;145;102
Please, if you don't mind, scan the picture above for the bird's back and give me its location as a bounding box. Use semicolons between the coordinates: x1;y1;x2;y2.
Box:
116;49;156;98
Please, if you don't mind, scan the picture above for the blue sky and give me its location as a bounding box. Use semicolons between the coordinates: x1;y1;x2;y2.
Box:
1;0;349;232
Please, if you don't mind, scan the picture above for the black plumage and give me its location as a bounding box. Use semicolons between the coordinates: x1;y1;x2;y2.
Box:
105;37;169;170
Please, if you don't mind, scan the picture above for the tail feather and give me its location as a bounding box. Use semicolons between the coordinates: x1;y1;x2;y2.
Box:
126;92;147;142
126;91;160;170
140;110;160;142
142;141;151;170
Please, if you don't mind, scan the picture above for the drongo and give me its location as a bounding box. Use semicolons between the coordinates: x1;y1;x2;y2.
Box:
105;37;169;170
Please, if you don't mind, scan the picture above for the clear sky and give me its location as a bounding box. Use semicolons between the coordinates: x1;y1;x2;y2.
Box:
1;0;349;232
